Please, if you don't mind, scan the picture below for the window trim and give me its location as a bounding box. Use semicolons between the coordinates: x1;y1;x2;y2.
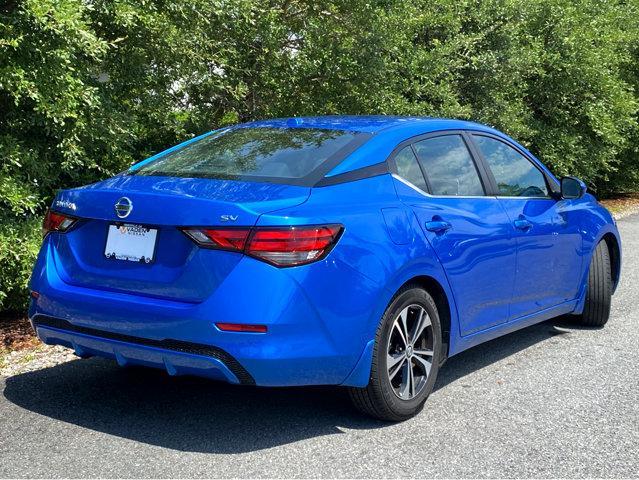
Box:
315;161;388;187
390;145;431;193
408;143;434;193
467;132;559;200
387;130;491;198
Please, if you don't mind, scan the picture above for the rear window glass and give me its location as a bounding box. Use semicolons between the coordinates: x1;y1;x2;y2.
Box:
133;127;364;183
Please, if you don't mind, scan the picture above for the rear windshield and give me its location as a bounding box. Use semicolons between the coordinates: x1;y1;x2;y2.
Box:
132;127;367;185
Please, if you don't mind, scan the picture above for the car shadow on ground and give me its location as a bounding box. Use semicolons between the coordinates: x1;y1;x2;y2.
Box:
2;317;589;454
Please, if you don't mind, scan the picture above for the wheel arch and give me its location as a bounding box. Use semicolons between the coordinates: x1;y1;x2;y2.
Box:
601;232;621;292
341;272;456;388
574;199;621;301
399;275;452;359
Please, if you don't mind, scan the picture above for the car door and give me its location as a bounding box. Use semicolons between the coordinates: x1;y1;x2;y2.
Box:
390;132;518;336
469;133;583;320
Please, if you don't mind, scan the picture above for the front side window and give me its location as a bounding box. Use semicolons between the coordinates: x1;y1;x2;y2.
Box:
133;127;364;183
393;146;428;192
413;135;484;196
473;135;549;197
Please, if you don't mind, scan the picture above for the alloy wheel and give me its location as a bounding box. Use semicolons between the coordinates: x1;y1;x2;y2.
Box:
386;304;434;400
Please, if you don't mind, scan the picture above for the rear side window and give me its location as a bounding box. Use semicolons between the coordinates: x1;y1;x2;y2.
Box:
413;135;484;196
133;127;364;184
393;146;428;192
473;135;549;197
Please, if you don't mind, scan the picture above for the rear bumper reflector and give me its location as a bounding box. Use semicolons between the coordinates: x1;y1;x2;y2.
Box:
216;322;267;333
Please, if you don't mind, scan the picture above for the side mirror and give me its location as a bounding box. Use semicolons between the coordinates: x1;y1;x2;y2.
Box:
560;176;587;200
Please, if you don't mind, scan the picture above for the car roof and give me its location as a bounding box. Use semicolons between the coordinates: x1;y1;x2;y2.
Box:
241;115;495;135
231;115;555;182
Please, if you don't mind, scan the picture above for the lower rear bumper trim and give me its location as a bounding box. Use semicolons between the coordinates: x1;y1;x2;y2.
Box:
32;315;256;385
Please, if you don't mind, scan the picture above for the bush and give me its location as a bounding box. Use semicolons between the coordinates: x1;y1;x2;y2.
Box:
1;0;638;312
0;0;191;311
0;217;41;312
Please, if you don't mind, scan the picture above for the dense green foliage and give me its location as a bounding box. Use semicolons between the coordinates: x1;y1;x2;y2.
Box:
1;0;638;311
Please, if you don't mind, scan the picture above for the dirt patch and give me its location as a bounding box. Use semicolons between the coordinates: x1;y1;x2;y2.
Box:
0;314;77;377
0;315;39;352
600;193;639;219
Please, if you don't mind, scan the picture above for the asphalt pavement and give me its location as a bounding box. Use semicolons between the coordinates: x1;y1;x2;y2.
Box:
1;215;638;478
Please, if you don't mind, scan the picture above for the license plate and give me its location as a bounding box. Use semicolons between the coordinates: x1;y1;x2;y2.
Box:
104;224;158;263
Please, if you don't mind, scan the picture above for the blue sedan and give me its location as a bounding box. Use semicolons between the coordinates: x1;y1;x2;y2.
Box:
29;116;621;420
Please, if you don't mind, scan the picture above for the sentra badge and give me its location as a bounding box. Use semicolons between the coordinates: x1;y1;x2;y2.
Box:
55;200;77;211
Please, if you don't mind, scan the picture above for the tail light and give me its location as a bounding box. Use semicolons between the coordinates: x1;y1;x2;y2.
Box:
182;224;343;267
42;209;78;237
247;226;342;266
183;228;251;251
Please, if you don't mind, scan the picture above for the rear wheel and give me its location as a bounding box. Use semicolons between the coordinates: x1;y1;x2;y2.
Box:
574;240;612;327
349;285;442;421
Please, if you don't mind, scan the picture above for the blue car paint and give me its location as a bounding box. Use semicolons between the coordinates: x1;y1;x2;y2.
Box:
496;197;584;318
417;196;518;335
29;116;621;388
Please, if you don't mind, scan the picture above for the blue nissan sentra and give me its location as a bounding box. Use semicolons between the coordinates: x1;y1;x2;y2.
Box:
29;116;621;421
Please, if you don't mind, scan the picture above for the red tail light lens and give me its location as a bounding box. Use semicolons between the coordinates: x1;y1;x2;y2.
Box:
182;224;343;267
247;225;342;266
42;209;77;237
183;228;251;250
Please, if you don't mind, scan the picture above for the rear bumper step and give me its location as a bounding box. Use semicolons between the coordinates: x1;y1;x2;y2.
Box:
32;315;255;385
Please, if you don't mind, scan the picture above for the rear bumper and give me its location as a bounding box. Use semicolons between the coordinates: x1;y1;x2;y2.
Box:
32;315;253;384
29;240;382;387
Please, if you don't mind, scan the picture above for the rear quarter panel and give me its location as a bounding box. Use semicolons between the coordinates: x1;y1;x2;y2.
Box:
256;174;460;369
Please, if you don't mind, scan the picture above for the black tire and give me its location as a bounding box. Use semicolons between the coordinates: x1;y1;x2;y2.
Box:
575;240;612;327
348;285;442;421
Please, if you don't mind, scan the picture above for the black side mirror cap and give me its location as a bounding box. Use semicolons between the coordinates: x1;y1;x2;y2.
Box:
560;176;587;200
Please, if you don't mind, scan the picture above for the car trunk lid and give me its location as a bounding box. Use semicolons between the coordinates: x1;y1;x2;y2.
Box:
49;175;310;302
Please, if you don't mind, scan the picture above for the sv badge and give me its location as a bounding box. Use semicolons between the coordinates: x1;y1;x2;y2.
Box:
220;214;239;222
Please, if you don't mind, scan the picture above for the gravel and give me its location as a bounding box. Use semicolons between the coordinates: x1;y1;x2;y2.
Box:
0;345;77;378
0;214;637;478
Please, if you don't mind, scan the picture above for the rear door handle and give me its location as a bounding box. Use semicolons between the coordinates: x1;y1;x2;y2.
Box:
514;219;533;231
425;220;452;233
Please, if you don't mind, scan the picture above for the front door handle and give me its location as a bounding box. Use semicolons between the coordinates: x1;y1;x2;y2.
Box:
425;220;452;233
514;218;533;231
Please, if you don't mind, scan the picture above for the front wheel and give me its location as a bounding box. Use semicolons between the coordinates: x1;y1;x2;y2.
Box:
349;285;442;421
574;240;613;327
